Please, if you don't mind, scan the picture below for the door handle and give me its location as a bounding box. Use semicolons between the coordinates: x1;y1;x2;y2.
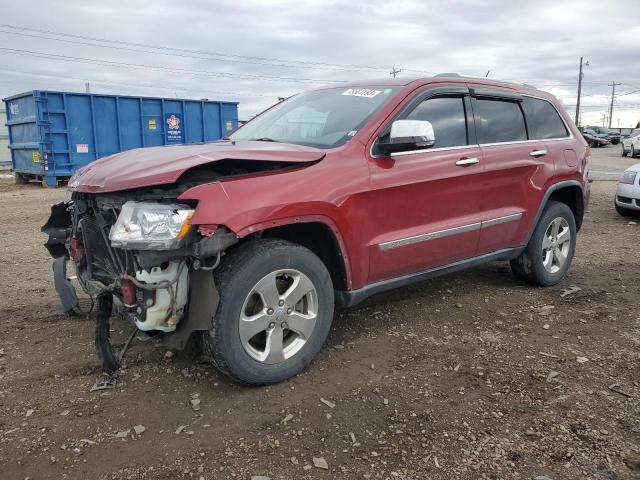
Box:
455;157;480;166
530;149;548;157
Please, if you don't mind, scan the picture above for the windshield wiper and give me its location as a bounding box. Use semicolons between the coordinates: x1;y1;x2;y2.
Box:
251;137;280;142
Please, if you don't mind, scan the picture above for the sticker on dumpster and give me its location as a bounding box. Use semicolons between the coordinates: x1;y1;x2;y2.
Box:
9;102;19;115
165;114;183;143
225;120;233;131
148;119;157;130
76;144;89;153
341;88;381;98
32;152;41;163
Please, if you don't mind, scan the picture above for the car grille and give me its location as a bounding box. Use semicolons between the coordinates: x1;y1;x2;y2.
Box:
81;214;119;285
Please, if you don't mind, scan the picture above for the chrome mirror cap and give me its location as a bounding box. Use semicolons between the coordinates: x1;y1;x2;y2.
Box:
389;120;436;147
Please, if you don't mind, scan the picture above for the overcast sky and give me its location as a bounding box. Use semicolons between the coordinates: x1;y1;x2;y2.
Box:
1;0;639;127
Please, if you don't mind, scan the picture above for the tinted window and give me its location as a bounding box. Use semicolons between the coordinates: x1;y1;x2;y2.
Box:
405;96;467;148
475;99;527;144
523;97;569;139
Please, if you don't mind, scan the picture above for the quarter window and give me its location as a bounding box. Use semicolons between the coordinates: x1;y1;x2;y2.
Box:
523;97;569;139
475;99;527;144
405;96;468;148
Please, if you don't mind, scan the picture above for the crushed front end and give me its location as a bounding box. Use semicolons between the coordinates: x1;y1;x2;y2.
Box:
42;189;238;369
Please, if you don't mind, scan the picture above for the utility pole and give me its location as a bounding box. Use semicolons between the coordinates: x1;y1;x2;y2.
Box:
575;57;584;126
390;67;401;78
607;82;621;128
85;82;90;93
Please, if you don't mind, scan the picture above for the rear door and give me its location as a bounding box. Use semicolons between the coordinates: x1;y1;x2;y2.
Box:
522;95;574;178
366;85;483;282
468;87;550;254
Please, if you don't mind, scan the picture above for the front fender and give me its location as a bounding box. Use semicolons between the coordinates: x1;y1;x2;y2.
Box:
178;164;369;289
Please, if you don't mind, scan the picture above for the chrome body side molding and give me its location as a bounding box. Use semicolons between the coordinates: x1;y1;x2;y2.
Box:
378;212;523;251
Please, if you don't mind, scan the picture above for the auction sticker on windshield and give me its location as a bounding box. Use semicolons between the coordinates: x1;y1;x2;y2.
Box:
342;88;381;98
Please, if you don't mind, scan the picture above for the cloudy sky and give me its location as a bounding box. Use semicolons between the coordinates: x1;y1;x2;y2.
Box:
1;0;639;127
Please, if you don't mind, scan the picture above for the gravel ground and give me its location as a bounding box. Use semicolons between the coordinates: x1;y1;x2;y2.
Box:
0;180;638;480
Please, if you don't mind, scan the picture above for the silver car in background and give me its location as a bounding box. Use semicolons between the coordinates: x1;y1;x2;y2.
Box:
615;162;640;216
621;128;640;157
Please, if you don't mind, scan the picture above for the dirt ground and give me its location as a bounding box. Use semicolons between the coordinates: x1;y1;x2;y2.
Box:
0;179;638;480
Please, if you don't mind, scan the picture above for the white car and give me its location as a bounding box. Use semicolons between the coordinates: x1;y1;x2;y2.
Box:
615;163;640;216
621;128;640;157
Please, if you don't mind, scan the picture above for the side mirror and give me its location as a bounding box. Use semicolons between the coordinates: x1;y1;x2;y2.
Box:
378;120;436;154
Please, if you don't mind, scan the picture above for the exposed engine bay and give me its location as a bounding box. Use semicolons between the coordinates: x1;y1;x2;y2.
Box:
42;186;239;355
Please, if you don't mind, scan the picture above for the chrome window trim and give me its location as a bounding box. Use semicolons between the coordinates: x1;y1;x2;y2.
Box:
389;144;477;157
378;212;523;251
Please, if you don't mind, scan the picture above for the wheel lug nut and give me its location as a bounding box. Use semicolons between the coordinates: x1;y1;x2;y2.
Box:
286;308;292;314
268;322;275;329
278;300;285;306
281;322;287;328
267;308;274;315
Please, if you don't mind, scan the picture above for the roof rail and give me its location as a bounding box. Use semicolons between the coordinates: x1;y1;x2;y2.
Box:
433;73;461;77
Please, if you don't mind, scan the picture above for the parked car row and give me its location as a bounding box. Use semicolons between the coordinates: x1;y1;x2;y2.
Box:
582;129;610;147
586;126;621;144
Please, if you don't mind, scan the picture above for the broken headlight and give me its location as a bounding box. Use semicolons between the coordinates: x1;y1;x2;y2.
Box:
109;201;194;250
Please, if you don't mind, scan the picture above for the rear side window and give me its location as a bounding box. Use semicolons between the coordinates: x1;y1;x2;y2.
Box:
405;96;467;148
475;99;527;144
523;97;569;139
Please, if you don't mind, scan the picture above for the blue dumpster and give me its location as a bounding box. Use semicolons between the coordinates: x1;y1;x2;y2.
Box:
3;90;239;186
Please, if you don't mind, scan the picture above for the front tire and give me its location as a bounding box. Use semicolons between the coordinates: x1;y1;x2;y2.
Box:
631;146;637;158
511;201;577;286
621;145;627;157
202;239;334;385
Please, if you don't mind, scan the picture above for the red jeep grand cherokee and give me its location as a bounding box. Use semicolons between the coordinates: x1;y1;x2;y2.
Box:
43;76;590;385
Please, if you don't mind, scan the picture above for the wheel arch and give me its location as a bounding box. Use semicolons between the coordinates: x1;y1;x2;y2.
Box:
233;217;351;292
526;180;585;243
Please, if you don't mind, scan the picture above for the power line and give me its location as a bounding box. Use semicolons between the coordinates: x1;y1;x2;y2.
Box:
0;23;397;73
0;47;346;84
0;67;278;98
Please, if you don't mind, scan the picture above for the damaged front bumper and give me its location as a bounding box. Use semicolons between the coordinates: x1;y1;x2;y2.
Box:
42;195;237;350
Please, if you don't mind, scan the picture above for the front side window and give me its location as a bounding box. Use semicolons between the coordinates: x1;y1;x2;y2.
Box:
523;97;569;139
230;87;399;148
475;99;527;144
405;96;468;148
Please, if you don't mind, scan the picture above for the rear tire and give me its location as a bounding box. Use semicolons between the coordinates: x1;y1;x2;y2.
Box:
511;201;576;287
202;239;334;385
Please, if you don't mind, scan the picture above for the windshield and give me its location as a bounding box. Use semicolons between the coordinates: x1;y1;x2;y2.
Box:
230;87;399;148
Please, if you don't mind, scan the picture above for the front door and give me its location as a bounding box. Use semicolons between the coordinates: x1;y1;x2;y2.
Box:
366;87;483;283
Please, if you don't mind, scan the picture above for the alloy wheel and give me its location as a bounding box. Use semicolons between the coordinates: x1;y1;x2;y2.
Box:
239;269;318;364
541;217;571;274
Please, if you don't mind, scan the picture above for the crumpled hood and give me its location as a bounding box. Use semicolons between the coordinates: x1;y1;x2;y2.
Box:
69;140;326;193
